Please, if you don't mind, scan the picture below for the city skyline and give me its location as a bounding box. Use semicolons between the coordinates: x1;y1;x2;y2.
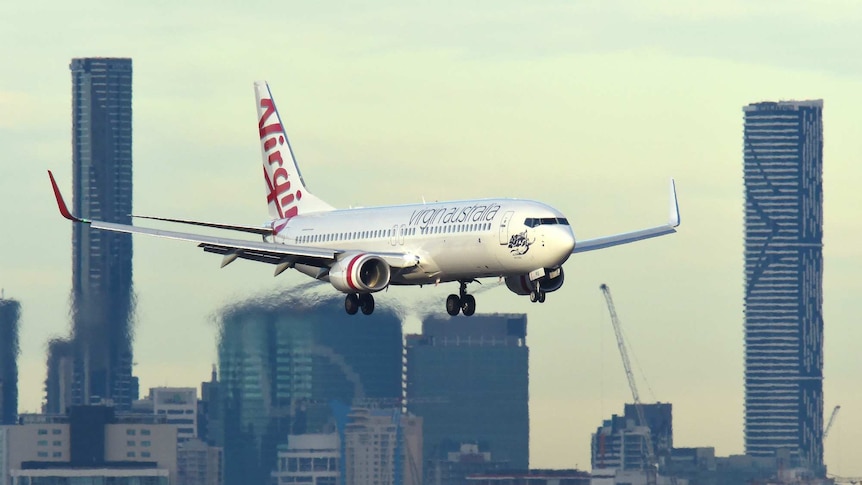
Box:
1;0;861;478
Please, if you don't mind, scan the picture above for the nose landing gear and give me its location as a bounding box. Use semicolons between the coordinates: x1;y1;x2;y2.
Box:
446;280;476;316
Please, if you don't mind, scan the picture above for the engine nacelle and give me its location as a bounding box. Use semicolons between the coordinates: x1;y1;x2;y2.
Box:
505;267;565;295
329;253;391;293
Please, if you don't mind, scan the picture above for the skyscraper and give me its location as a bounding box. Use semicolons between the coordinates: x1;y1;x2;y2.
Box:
214;294;403;485
69;57;135;410
0;296;21;424
44;338;74;415
406;314;529;471
742;100;824;472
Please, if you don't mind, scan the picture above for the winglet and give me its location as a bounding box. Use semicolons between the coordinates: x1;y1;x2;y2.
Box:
48;170;83;222
669;178;680;228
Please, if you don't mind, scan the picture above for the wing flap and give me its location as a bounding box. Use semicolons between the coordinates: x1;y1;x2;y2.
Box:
90;220;338;260
131;214;274;236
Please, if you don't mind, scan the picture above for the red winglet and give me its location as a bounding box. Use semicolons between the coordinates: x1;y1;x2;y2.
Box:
47;170;81;222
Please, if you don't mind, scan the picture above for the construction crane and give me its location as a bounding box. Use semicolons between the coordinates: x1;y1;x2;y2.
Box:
600;284;658;485
824;405;841;439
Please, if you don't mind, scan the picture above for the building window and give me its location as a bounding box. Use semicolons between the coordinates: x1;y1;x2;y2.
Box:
126;429;136;436
37;451;48;458
52;441;62;446
141;451;151;458
127;451;136;458
37;440;48;446
127;440;136;446
38;429;48;435
141;429;151;436
141;441;151;447
52;429;62;435
52;452;62;458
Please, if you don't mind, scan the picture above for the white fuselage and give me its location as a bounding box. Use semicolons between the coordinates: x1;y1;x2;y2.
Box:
269;198;577;285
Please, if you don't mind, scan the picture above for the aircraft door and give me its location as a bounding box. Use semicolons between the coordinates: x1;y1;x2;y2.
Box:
498;211;514;245
390;225;398;246
399;224;406;245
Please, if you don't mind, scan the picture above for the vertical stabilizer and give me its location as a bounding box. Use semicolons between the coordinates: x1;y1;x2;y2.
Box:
255;81;334;219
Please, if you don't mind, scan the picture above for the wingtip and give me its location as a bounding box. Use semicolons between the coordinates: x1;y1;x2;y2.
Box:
669;178;681;228
48;170;81;222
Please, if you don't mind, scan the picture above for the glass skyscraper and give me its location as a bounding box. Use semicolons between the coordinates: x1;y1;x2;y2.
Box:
0;297;20;425
69;57;135;410
215;295;403;485
742;100;824;473
406;314;529;472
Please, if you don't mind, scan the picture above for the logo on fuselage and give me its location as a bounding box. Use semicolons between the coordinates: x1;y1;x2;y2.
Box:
508;230;534;255
407;203;501;229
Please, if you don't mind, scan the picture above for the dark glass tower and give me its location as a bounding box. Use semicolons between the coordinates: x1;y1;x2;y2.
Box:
406;314;529;471
215;295;403;485
743;100;824;473
0;296;21;424
70;57;134;410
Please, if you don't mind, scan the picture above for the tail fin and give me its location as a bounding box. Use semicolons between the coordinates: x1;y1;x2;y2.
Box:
255;81;334;219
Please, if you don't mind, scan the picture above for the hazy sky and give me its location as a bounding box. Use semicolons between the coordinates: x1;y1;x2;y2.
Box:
2;0;861;477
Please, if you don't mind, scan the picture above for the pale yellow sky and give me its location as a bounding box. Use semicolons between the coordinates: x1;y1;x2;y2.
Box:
1;0;860;477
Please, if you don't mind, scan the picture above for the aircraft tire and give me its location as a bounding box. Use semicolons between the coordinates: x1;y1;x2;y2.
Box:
538;291;546;303
345;294;360;315
462;294;476;316
446;294;461;316
359;294;375;315
529;291;538;303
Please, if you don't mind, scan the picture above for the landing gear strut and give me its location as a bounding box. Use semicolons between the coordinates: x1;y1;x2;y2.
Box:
529;283;546;304
446;281;476;317
345;293;375;315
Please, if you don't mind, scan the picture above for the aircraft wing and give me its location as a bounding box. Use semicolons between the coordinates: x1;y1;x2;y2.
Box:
573;179;680;254
49;171;417;271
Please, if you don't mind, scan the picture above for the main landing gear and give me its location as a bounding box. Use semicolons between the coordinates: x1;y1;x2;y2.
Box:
529;288;546;303
345;293;375;315
446;281;476;317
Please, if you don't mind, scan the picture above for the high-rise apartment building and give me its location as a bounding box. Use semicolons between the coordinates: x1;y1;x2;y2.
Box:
406;314;529;470
742;100;824;473
214;296;403;485
343;408;422;485
69;57;135;411
0;297;20;425
591;403;673;474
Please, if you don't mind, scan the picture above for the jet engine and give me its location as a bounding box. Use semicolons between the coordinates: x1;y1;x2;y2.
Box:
329;253;391;293
505;267;565;295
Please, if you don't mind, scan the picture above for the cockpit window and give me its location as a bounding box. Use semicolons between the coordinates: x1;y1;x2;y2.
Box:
524;217;570;227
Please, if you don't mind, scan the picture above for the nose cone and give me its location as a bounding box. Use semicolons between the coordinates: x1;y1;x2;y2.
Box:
548;226;576;265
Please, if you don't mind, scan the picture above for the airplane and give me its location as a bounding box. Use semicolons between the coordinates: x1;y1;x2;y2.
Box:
49;81;681;317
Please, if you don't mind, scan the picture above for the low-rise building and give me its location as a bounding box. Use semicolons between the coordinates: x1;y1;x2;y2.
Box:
0;406;177;485
272;434;339;485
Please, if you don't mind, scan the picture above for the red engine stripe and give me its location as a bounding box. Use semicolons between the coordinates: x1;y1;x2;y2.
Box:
346;253;365;291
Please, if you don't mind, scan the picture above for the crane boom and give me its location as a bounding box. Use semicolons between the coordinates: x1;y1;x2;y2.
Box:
824;405;841;439
600;284;657;485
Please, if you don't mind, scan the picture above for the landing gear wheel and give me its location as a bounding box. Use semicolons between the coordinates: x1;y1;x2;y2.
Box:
537;291;546;303
359;293;375;315
345;293;359;315
446;294;461;316
461;294;476;316
359;294;375;315
529;291;538;303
